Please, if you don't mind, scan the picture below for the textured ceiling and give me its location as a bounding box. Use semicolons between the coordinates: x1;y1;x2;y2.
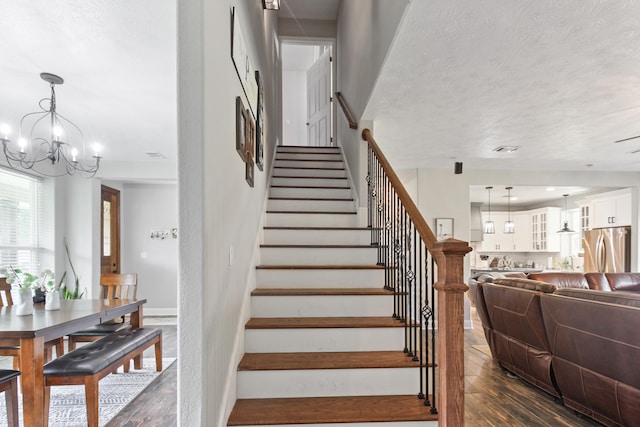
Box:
280;0;339;20
364;0;640;172
0;0;176;163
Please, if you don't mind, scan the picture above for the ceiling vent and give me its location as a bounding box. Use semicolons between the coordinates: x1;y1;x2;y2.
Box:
146;152;166;159
492;146;519;153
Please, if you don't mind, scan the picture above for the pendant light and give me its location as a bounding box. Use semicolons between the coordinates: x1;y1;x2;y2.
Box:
504;186;515;234
558;194;576;233
483;186;495;234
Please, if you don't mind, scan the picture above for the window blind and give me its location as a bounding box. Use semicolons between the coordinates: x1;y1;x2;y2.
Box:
0;167;43;274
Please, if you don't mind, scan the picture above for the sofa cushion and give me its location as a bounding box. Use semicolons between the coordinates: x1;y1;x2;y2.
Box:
584;272;611;291
527;272;589;289
554;287;640;308
604;273;640;292
493;278;557;293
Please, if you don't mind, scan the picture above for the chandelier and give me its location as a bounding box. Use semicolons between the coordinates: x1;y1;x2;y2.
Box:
1;73;101;177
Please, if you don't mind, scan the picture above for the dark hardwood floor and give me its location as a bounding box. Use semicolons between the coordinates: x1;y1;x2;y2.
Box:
105;322;177;427
110;309;602;427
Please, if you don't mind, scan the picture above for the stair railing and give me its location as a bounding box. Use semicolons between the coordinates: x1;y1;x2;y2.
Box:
362;128;471;427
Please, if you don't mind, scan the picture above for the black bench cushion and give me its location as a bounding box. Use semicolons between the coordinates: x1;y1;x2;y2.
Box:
44;328;161;377
0;370;20;384
67;322;130;337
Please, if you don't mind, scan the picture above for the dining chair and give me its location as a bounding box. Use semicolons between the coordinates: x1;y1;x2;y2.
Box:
67;273;138;351
0;369;20;427
0;278;65;368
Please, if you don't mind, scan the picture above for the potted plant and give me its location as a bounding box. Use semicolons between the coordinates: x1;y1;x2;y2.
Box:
0;266;43;315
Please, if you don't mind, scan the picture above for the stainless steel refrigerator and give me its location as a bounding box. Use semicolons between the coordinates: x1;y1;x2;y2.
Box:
583;227;631;273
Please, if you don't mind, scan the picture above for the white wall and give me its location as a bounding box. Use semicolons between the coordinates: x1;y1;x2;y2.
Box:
178;0;279;425
336;0;410;206
61;176;101;298
279;18;336;38
121;183;177;315
282;69;307;146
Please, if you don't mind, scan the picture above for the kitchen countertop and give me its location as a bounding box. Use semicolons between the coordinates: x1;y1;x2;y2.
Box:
470;268;544;273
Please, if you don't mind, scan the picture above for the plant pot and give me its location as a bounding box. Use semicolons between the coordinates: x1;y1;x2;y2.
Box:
45;290;61;311
12;288;33;316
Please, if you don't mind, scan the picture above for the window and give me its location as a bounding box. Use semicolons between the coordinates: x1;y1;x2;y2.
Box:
0;168;43;273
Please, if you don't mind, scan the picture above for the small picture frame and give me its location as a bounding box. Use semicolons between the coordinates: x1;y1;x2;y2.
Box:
245;158;255;187
435;218;454;241
245;109;255;162
235;97;247;161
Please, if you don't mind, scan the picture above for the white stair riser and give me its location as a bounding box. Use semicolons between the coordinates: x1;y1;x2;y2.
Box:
270;187;352;199
266;213;358;227
277;147;340;154
260;247;378;266
250;295;393;317
271;177;349;188
238;367;420;398
236;422;438;427
276;153;343;161
272;167;346;178
274;160;344;169
267;199;355;212
256;268;384;288
264;229;372;245
245;327;404;353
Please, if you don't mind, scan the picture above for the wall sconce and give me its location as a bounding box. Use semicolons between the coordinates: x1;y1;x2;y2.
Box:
150;228;178;240
262;0;280;10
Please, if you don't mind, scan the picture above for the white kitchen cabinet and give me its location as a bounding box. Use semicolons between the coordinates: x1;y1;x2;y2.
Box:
589;189;632;228
512;212;531;251
529;207;561;252
480;211;530;252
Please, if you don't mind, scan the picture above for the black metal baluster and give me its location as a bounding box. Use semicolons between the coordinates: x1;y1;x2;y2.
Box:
412;226;419;361
431;257;438;414
418;241;425;400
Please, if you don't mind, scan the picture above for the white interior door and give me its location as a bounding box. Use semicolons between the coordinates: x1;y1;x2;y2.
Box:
307;49;332;147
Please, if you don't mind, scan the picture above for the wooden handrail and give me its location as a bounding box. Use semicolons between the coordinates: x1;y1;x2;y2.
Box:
361;128;438;249
335;92;358;130
362;126;471;427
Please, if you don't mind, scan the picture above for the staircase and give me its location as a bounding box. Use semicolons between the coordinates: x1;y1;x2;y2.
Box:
228;146;438;426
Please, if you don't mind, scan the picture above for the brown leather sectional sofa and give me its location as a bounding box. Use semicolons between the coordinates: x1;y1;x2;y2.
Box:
470;272;640;427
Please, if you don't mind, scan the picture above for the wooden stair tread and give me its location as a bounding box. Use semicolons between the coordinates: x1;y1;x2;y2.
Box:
228;395;437;425
256;264;384;270
246;316;405;329
274;166;345;171
251;288;391;296
260;244;375;249
238;351;421;371
272;175;347;180
275;158;343;163
270;185;350;189
263;226;370;231
266;210;356;215
269;196;354;201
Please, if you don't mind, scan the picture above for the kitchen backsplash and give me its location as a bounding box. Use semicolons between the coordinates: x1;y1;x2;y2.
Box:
469;242;584;270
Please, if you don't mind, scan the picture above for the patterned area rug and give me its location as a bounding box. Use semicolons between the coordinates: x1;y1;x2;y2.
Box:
0;357;176;427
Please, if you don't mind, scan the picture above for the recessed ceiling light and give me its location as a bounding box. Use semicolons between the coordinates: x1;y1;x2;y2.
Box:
546;187;555;192
492;146;519;153
585;163;594;168
146;152;166;159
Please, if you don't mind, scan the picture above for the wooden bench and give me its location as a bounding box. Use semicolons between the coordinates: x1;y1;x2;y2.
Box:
0;370;20;427
43;327;162;426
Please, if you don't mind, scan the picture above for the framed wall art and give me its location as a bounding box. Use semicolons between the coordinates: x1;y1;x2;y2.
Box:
230;7;257;118
245;109;255;163
245;158;255;188
235;97;247;161
255;70;264;171
435;218;454;241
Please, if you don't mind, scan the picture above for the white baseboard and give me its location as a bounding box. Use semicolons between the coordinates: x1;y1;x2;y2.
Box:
144;308;177;316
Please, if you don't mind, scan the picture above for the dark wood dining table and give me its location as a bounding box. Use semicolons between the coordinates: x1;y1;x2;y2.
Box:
0;298;146;426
